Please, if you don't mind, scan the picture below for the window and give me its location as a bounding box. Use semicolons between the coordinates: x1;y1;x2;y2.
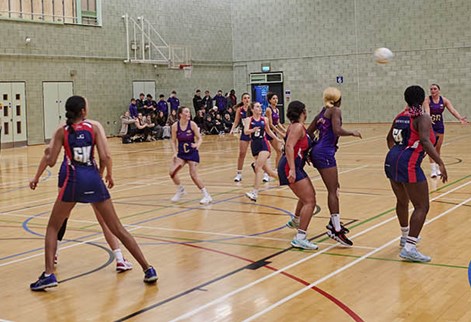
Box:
0;0;102;26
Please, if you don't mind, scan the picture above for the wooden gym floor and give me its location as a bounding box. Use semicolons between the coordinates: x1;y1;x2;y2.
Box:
0;123;470;321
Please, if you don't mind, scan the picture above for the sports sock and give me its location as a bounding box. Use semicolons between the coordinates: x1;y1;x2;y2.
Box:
404;236;419;251
296;229;307;240
331;213;341;231
113;249;124;262
201;187;209;197
400;226;409;238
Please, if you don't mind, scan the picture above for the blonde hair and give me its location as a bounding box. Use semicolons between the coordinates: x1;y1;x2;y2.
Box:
323;87;341;108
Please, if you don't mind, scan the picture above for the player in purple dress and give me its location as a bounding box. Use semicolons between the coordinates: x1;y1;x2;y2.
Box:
244;102;282;202
229;93;252;182
169;106;213;205
307;87;361;247
30;96;157;291
423;84;468;178
278;101;318;250
385;85;448;262
265;92;285;176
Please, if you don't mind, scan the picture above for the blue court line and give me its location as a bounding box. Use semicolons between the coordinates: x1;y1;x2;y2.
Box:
12;189;294;262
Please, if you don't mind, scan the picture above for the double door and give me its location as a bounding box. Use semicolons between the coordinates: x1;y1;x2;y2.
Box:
0;82;27;147
43;82;73;140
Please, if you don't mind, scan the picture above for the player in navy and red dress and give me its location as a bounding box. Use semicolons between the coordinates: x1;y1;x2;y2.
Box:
229;93;252;182
307;87;362;247
385;85;448;262
30;154;133;272
243;102;282;202
278;101;318;250
169;106;212;205
30;96;157;291
423;83;468;178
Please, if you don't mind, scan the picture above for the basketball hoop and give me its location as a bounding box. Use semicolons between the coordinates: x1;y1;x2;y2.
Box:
179;64;192;79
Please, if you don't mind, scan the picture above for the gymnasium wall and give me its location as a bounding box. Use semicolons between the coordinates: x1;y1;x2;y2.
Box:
0;0;233;144
231;0;471;123
1;0;470;144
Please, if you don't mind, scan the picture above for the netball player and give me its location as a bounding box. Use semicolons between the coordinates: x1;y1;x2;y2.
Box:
307;87;361;247
423;84;468;177
385;85;448;262
30;96;157;291
279;101;318;250
169;106;212;205
244;102;282;201
30;155;132;272
229;93;251;182
265;92;284;176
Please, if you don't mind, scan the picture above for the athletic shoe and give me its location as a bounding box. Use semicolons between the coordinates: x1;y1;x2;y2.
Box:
143;266;158;283
399;247;431;262
30;272;58;291
262;173;270;182
431;164;437;178
399;236;421;248
326;224;353;246
116;259;133;273
286;217;300;229
171;187;186;202
291;238;319;250
326;220;350;234
200;195;213;205
245;191;257;202
234;173;242;182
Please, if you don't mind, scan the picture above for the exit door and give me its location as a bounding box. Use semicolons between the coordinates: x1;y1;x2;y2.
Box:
251;82;284;123
0;82;27;147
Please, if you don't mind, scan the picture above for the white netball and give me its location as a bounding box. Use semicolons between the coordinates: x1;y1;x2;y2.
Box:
374;47;394;64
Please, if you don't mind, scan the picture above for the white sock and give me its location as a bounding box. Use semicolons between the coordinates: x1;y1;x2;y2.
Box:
331;214;341;231
177;185;184;192
296;229;307;240
292;216;300;224
400;226;409;238
404;236;419;251
201;187;209;197
113;248;124;262
252;189;258;196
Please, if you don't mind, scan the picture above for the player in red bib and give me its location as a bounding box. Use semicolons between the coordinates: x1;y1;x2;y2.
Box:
385;86;448;263
278;101;319;250
30;96;157;291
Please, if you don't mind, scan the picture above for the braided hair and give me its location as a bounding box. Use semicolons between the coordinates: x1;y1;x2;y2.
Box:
65;96;86;133
404;85;425;117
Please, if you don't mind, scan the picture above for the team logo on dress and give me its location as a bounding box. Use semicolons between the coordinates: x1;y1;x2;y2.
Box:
77;134;85;139
186;130;192;134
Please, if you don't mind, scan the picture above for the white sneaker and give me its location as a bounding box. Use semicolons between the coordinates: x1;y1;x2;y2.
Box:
245;191;257;202
116;259;133;272
400;247;431;262
291;238;319;250
234;173;242;182
430;164;437;178
200;195;213;205
171;188;186;202
262;173;270;182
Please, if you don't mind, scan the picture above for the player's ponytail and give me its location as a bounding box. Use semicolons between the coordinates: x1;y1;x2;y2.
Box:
65;96;86;133
323;87;341;108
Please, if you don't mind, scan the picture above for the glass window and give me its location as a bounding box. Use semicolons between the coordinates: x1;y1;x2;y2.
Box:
0;0;101;26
